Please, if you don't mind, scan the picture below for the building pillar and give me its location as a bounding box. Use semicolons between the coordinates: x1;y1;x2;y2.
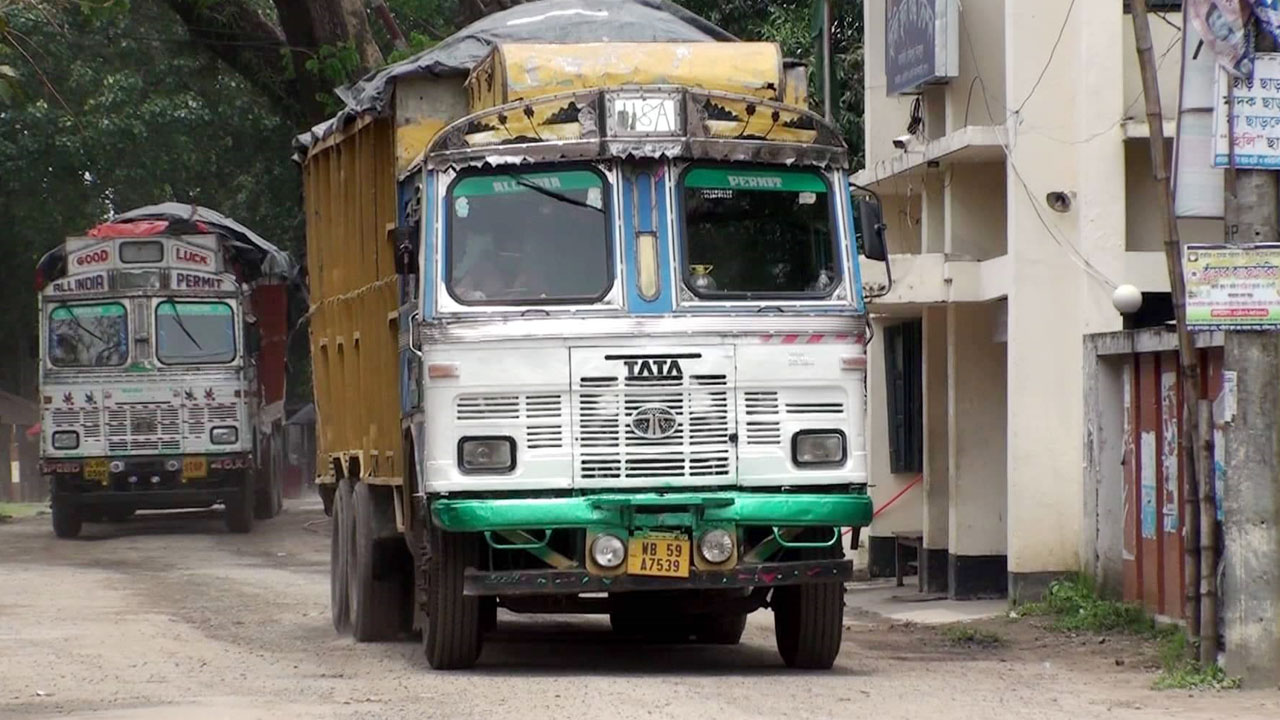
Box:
922;306;950;593
947;302;1008;599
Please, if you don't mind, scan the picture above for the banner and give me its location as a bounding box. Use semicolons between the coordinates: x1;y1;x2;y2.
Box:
1183;243;1280;329
1185;0;1254;78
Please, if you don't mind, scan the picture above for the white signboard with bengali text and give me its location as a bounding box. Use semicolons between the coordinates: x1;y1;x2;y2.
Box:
1214;53;1280;169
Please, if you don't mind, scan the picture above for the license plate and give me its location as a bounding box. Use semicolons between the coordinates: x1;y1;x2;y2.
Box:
627;532;691;578
183;456;207;479
84;459;109;483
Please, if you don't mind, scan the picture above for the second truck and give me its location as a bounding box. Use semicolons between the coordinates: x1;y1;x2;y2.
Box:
36;205;295;537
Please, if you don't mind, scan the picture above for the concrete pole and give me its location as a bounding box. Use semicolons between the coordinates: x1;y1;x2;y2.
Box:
1222;167;1280;685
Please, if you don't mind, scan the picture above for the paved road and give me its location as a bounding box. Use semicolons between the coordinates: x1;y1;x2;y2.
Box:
1;499;1277;719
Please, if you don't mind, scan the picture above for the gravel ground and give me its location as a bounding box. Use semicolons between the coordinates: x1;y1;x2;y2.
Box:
1;498;1277;720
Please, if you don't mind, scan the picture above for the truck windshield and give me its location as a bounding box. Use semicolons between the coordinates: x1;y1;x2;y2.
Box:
47;303;129;368
155;301;236;365
680;166;839;298
446;168;612;304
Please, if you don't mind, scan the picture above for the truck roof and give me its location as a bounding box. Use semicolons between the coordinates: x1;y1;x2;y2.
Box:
294;0;739;156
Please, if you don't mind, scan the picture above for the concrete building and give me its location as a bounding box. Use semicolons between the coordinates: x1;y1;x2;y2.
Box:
856;1;1212;601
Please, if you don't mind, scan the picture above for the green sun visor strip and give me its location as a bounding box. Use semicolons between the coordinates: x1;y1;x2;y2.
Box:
50;303;125;319
432;491;872;533
682;167;828;193
157;302;232;316
452;170;603;197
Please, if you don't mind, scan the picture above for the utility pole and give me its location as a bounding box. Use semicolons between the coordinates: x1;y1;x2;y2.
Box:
1128;0;1204;648
1222;29;1280;682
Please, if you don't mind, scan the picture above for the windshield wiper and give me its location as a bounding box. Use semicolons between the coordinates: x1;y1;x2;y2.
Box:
52;303;105;345
510;173;605;213
162;298;203;350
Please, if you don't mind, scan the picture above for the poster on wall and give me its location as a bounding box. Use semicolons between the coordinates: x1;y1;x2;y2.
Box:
1173;20;1225;217
1213;53;1280;169
1183;243;1280;329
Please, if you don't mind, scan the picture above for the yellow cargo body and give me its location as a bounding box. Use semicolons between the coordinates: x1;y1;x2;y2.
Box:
302;116;403;484
465;42;795;113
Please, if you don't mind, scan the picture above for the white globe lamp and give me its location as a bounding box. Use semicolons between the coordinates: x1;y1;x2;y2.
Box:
1112;284;1143;315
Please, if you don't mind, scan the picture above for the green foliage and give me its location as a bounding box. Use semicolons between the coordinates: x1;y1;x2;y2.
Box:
0;0;303;396
1154;630;1241;690
1018;575;1155;634
304;42;361;112
943;625;1004;648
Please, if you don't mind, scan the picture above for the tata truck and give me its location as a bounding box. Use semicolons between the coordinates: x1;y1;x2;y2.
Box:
36;205;294;537
301;2;885;670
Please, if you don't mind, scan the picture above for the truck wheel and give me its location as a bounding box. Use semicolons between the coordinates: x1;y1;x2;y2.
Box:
350;482;404;642
254;470;283;520
330;479;353;633
224;475;255;534
693;612;748;645
424;529;484;669
772;545;844;669
51;497;82;539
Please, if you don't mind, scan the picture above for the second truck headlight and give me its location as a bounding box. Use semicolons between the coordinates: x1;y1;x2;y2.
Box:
458;437;515;473
51;430;79;450
210;426;239;445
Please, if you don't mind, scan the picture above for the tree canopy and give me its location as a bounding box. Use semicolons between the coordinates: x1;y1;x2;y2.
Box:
0;0;864;398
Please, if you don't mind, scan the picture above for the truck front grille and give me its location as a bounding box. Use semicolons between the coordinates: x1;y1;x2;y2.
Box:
455;394;566;450
574;374;732;481
106;404;181;453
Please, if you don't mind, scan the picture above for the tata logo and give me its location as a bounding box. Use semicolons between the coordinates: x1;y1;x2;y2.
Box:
174;246;211;266
623;359;683;379
629;405;680;440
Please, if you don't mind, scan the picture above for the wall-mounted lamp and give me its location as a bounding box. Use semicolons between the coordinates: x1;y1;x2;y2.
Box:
1045;191;1074;213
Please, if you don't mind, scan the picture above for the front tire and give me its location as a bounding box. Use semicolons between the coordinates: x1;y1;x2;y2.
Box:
350;482;404;642
423;529;484;669
51;497;82;539
330;480;353;633
772;545;845;669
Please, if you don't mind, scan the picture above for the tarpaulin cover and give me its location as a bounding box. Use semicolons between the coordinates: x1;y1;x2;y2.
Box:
87;220;200;238
294;0;735;154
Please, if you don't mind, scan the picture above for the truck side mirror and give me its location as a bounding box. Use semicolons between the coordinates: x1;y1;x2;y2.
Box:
856;198;888;262
245;323;261;356
392;226;419;277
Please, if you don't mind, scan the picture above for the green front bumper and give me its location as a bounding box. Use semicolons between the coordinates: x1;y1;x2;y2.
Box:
431;490;873;532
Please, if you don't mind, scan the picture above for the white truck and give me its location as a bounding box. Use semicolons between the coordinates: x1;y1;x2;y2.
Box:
35;205;294;537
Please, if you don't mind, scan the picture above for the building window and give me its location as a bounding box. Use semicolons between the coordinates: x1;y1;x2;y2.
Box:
884;320;923;474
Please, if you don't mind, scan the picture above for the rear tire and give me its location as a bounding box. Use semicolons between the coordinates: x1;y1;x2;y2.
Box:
350;482;404;642
330;480;353;633
51;497;82;539
694;612;748;645
224;475;254;534
424;529;484;669
772;545;844;669
254;470;283;520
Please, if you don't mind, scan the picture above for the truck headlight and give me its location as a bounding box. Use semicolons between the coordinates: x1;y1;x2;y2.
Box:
458;437;515;473
698;528;734;563
792;430;846;467
51;430;79;450
210;426;239;445
590;533;626;569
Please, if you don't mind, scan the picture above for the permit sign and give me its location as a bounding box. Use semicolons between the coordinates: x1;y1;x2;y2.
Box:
1183;243;1280;329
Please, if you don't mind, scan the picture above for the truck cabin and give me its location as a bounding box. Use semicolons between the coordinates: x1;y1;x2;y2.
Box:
35;235;252;374
398;84;884;322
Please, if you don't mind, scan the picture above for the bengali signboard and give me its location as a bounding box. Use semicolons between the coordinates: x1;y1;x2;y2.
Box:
1213;53;1280;168
884;0;958;95
1183;243;1280;330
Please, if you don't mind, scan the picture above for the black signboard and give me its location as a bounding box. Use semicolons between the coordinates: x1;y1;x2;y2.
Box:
885;0;956;95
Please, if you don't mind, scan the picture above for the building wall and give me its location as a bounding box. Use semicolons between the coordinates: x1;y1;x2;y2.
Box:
859;3;1192;598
